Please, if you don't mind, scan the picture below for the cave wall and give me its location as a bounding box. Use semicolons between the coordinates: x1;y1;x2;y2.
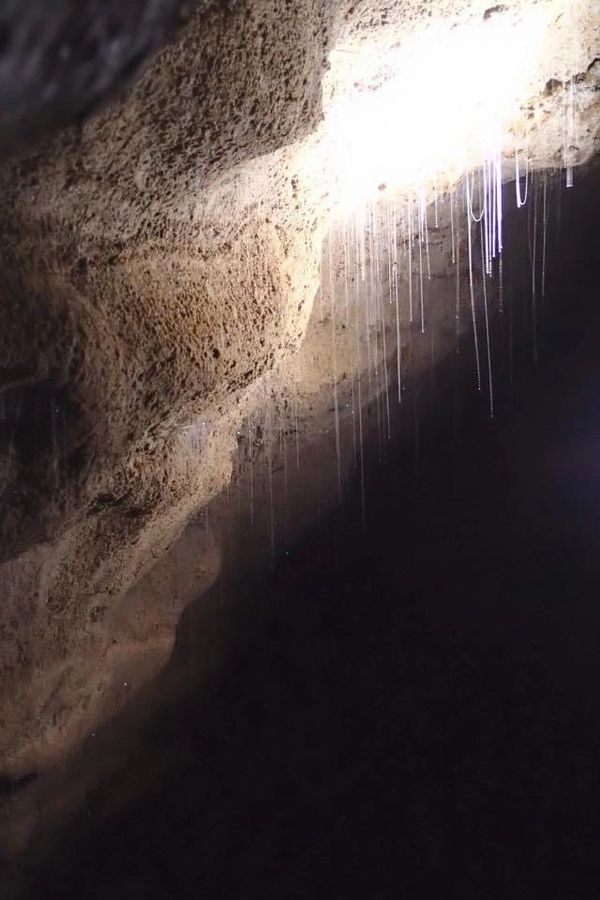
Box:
0;0;599;843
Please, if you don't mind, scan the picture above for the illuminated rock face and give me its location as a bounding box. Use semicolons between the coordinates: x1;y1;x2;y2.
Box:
0;0;598;831
0;0;335;783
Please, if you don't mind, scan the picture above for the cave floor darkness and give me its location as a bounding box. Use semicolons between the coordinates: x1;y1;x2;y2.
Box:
21;187;600;899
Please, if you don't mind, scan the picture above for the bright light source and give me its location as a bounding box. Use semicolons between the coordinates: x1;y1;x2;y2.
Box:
324;7;552;210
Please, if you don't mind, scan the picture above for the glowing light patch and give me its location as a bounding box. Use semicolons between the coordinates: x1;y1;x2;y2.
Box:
325;8;551;210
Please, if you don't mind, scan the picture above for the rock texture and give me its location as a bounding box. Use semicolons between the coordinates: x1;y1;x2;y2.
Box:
0;0;599;854
0;0;336;778
0;0;202;157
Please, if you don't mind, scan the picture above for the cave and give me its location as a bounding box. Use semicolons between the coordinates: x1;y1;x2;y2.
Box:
0;1;599;897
